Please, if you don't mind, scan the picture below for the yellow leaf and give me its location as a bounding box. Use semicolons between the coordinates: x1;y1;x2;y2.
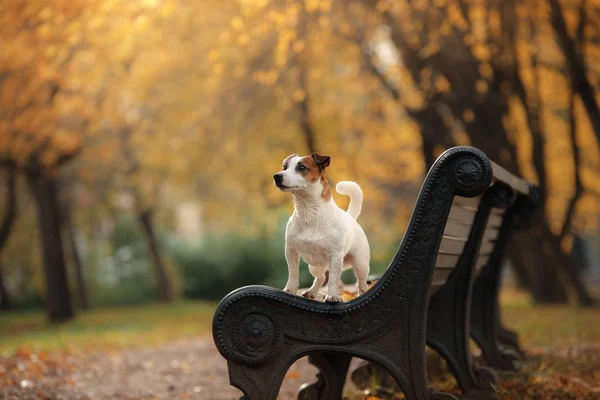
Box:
471;44;491;61
376;1;390;12
284;370;301;380
237;33;250;45
435;76;451;93
479;63;493;79
463;109;475;122
230;16;243;30
475;79;488;94
207;50;219;62
293;89;306;102
292;40;305;53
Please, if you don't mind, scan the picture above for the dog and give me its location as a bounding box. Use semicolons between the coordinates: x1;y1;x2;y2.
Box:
273;152;370;303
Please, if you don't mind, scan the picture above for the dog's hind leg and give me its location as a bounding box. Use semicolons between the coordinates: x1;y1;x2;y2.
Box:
350;256;369;295
302;265;327;300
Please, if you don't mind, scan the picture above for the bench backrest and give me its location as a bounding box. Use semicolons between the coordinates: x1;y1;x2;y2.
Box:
431;161;533;291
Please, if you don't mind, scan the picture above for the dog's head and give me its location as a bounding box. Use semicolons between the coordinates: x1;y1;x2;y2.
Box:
273;152;331;195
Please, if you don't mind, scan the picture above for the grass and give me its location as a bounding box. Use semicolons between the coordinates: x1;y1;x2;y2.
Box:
0;300;216;356
0;287;598;358
500;287;600;349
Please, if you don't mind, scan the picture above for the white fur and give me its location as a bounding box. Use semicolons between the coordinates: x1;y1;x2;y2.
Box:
275;156;370;303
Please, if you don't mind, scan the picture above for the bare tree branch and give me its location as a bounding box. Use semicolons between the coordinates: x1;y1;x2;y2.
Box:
549;0;600;148
296;8;317;153
560;0;588;242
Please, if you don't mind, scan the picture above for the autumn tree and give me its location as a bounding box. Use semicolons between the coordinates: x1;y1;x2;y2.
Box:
0;0;207;309
0;0;91;321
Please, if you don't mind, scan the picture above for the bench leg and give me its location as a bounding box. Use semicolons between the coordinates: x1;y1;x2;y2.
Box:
497;325;524;358
350;359;460;400
343;322;462;400
227;358;292;400
470;257;522;371
297;353;351;400
427;271;498;398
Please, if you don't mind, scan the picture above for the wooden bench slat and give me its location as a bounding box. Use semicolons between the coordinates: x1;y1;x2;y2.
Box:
448;206;477;225
439;236;467;255
453;195;482;209
443;221;472;238
483;228;499;241
435;254;460;269
476;255;490;271
487;214;503;228
491;207;506;216
432;268;453;287
491;161;530;195
479;241;495;254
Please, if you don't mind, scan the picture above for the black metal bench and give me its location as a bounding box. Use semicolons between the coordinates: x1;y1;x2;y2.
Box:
212;146;539;400
351;162;539;397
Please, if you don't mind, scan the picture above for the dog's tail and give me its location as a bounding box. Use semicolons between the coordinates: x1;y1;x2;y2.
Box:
335;181;363;220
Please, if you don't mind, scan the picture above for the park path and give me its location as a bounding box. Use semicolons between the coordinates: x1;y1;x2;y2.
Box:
4;335;600;399
1;338;338;400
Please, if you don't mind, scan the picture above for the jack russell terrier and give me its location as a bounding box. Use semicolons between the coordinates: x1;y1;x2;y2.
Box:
273;152;370;303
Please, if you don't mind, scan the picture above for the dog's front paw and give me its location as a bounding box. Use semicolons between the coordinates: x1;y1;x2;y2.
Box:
301;289;317;300
283;286;298;295
324;294;343;303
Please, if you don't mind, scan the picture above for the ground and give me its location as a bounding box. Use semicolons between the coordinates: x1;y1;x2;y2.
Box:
1;290;599;400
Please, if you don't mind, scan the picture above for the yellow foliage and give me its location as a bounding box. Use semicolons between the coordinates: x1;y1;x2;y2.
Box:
471;44;491;62
475;79;488;94
293;89;307;102
0;0;598;249
463;109;475;123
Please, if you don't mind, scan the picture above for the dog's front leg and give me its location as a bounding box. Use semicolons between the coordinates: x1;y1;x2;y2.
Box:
283;245;300;295
324;252;344;303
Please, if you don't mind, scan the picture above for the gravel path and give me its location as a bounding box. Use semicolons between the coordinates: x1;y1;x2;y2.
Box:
1;338;328;400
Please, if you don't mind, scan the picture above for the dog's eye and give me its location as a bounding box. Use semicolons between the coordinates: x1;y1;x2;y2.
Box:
297;164;307;171
283;164;288;170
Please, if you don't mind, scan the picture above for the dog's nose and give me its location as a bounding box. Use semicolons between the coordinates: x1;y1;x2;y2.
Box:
273;173;283;184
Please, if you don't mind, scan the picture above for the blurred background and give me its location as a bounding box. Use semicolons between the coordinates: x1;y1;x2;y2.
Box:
1;0;600;325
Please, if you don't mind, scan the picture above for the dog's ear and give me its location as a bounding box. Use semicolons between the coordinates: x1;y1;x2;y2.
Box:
311;152;331;170
282;153;297;169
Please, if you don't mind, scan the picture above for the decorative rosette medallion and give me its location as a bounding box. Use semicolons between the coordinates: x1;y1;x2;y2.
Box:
450;151;491;197
229;310;282;365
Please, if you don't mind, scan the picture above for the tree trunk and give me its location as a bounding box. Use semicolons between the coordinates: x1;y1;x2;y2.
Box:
510;231;569;303
0;261;11;310
138;209;173;303
63;202;90;310
539;220;594;306
0;166;17;310
26;170;74;323
297;9;316;153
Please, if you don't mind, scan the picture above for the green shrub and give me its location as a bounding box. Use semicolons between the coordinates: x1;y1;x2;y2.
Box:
170;229;316;300
88;214;182;306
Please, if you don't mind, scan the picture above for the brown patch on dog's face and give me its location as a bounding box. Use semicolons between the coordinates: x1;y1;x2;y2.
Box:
297;154;331;200
298;156;321;183
320;174;331;201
